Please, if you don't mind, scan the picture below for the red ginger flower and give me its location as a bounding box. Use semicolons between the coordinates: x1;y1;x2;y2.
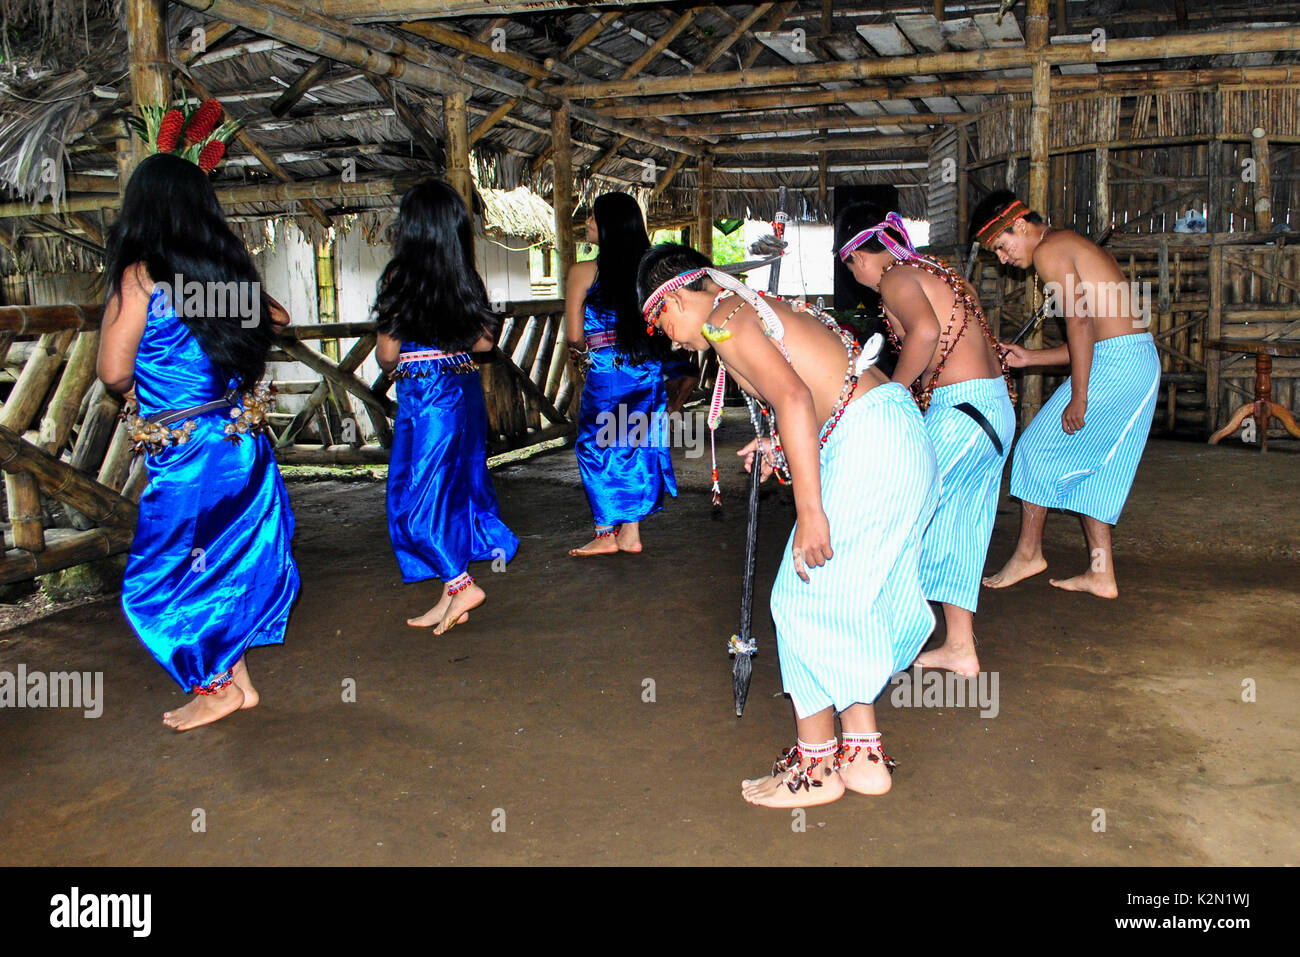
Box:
155;110;185;153
197;139;227;173
184;99;224;146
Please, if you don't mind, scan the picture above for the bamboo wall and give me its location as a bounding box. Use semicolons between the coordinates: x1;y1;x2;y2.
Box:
0;299;577;585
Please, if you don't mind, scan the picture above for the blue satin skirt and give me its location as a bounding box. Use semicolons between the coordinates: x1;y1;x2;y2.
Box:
121;413;300;692
575;350;677;528
387;368;519;582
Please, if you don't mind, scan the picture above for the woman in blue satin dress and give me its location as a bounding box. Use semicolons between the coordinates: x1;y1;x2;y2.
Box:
374;180;518;634
564;193;676;557
98;153;299;732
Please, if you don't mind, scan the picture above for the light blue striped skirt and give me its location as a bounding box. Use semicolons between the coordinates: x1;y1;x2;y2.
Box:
919;376;1016;612
1010;332;1159;525
769;382;940;719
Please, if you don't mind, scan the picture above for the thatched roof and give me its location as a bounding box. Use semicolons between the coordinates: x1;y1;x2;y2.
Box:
2;0;1298;277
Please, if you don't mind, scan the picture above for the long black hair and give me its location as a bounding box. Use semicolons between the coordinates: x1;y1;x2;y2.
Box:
635;243;712;312
968;189;1044;243
373;179;500;352
587;192;665;363
103;152;275;392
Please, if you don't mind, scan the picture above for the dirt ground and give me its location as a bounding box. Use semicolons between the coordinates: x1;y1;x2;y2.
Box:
1;412;1296;866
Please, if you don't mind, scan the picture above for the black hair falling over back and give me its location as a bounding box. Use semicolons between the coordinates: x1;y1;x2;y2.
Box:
373;179;501;353
587;192;667;364
103;152;275;392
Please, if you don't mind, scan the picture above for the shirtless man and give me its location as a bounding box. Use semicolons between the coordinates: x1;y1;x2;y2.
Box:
838;204;1015;676
637;243;939;809
971;190;1160;598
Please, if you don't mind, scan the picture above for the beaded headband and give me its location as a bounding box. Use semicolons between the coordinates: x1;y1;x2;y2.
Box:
838;212;916;263
641;267;708;324
975;199;1029;248
641;266;777;330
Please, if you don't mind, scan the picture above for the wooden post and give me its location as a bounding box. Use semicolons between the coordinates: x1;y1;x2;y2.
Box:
551;100;575;291
125;0;170;167
956;128;969;245
444;91;472;209
1094;145;1110;236
1207;242;1223;434
697;153;714;259
1251;126;1273;231
817;152;828;214
1024;0;1051;421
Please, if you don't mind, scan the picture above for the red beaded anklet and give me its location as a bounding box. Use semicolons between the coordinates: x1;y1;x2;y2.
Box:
192;669;235;695
447;573;474;596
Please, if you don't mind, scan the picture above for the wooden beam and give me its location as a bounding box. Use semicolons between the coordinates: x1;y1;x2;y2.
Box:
620;9;698;79
697;153;713;259
591;65;1300;118
744;2;798;69
444;90;472;209
402;20;550;81
648;153;689;202
708;133;923;155
1023;0;1050;421
586;135;630;178
125;0;170;170
1094;145;1110;234
559;26;1300;99
552;101;575;292
564;11;621;58
177;72;333;228
1251;126;1273;231
175;20;237;66
320;0;665;20
677;111;968;137
269;57;332;116
698;3;774;71
368;75;446;167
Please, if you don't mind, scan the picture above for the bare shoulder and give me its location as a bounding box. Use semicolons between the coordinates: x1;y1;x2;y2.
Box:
570;259;597;285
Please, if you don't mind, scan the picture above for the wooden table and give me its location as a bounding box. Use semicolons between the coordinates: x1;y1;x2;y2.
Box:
1205;338;1300;451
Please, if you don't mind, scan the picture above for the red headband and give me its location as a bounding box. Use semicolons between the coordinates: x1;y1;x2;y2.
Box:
975;199;1029;248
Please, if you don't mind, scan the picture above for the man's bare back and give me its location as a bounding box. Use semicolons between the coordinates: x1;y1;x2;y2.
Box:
881;264;1003;387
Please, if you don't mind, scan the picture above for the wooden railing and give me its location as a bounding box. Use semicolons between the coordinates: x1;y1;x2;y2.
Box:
0;299;577;584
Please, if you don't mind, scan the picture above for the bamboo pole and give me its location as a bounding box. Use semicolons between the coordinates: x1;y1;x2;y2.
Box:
125;0;170;167
1094;146;1111;235
4;473;45;553
697;153;714;259
444;91;472;209
708;133;923;155
560;26;1300;99
0;330;77;433
1022;0;1050;422
368;75;446;166
552;100;575;292
269;57;332;116
648;154;689;202
320;0;664;18
1251;126;1273;231
0;425;138;528
0;526;133;583
620;10;698;79
1207;242;1223;433
591;66;1300;120
38;331;99;454
698;3;774;71
177;72;333;229
276;337;396;420
0;175;423;218
678;111;970;138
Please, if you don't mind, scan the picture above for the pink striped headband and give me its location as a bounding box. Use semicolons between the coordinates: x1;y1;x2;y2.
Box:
838;212;916;262
641;268;709;321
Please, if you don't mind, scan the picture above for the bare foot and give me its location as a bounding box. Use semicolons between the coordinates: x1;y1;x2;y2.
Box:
982;553;1047;589
914;643;980;676
837;749;894;796
568;535;619;557
741;759;845;808
163;683;245;731
1049;569;1118;599
615;525;642;554
408;590;451;628
433;583;485;635
230;657;259;710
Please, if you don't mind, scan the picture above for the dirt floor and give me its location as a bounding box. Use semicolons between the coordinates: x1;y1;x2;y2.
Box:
1;411;1296;866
